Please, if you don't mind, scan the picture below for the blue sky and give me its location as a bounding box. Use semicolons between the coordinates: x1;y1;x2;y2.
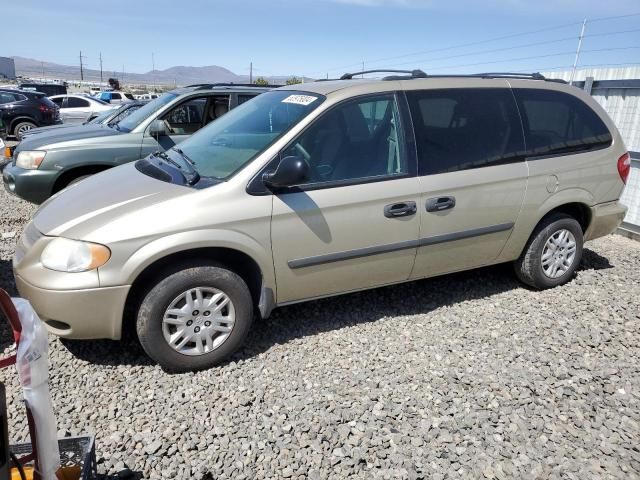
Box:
5;0;640;78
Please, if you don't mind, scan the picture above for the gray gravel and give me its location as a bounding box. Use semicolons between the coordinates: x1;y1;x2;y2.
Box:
1;185;639;479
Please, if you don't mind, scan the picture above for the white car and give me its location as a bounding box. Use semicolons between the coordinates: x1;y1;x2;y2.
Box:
49;94;114;124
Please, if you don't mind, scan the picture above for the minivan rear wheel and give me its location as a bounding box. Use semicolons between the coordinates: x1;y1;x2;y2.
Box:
136;265;253;372
514;213;583;289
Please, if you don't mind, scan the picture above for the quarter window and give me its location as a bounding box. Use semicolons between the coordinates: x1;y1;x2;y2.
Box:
513;89;612;157
407;88;525;175
283;94;408;185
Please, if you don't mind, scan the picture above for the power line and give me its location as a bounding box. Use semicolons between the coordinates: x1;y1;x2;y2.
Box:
306;11;640;77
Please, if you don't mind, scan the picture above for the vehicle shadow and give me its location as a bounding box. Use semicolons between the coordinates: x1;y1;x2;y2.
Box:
8;247;612;369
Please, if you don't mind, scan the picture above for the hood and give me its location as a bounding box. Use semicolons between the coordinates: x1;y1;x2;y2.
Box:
33;162;191;238
21;123;78;137
16;124;121;151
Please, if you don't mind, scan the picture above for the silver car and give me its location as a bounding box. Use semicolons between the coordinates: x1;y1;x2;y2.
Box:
13;71;629;372
48;94;114;124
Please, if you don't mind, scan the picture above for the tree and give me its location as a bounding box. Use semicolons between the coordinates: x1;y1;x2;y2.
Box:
254;77;269;86
286;76;302;85
108;77;120;90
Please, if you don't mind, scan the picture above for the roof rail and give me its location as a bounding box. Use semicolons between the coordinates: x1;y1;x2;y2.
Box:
340;69;427;80
184;83;283;89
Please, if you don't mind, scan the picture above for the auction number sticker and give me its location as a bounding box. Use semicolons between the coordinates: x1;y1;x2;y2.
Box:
282;94;317;106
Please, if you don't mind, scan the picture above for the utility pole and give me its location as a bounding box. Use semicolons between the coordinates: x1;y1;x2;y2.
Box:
122;64;125;84
41;62;45;80
249;62;253;84
570;18;587;85
79;50;84;81
99;52;103;84
152;52;155;72
362;61;365;78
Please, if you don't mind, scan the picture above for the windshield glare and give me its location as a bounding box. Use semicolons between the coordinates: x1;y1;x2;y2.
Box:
117;93;177;132
176;90;324;180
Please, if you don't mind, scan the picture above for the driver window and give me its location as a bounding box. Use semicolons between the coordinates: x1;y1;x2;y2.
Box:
161;97;208;135
283;94;407;185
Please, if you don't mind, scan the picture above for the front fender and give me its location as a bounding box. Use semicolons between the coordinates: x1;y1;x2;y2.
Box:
101;228;276;293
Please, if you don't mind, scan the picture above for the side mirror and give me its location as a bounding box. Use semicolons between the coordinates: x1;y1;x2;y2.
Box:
149;119;167;138
263;156;309;189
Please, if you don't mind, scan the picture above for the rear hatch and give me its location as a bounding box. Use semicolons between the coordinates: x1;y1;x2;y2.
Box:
37;94;60;122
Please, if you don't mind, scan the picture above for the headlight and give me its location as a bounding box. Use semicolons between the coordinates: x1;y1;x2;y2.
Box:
41;238;111;273
16;151;46;169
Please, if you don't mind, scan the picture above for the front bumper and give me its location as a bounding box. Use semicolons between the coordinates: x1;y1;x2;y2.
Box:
3;163;58;204
14;273;130;340
585;200;628;241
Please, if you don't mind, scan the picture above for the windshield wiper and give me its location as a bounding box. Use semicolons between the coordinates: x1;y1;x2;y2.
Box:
152;150;181;168
172;148;201;185
155;150;200;186
174;147;195;166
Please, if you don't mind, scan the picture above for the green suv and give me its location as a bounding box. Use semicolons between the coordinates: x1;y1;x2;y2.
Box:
3;84;273;204
13;71;628;371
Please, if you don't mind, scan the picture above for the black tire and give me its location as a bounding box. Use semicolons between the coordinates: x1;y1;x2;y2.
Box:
13;121;37;139
514;213;584;289
136;264;253;372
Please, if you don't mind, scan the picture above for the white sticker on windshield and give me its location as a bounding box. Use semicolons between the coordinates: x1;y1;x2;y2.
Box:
282;94;317;106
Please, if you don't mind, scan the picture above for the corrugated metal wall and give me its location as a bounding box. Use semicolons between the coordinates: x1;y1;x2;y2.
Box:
542;67;640;231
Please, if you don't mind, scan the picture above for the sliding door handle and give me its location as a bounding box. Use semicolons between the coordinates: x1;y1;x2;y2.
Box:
384;201;417;218
426;196;456;212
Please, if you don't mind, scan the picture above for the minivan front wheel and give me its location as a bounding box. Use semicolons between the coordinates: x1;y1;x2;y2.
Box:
136;265;253;372
515;213;584;289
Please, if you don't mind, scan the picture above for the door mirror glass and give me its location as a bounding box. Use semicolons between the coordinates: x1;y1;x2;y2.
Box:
263;155;309;189
149;119;168;137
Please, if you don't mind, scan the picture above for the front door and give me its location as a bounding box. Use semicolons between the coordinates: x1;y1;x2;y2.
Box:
270;93;421;303
406;87;529;278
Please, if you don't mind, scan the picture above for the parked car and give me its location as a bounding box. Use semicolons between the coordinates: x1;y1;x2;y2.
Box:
9;72;629;371
0;88;61;139
95;91;135;104
47;94;114;125
135;93;159;101
3;84;271;203
19;101;144;139
19;83;67;97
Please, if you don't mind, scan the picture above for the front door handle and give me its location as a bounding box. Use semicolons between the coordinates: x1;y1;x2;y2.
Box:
426;196;456;212
384;201;417;218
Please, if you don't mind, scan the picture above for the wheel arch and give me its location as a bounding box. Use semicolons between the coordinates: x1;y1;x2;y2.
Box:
10;116;38;133
119;240;275;339
52;164;114;193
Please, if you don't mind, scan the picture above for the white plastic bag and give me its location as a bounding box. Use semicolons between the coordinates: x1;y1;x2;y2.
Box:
14;298;61;480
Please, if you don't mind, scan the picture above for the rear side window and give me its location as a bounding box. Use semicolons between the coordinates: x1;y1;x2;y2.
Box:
407;88;525;175
67;97;90;108
513;89;612;157
0;92;23;104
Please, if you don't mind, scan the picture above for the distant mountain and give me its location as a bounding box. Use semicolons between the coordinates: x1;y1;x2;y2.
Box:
12;56;309;86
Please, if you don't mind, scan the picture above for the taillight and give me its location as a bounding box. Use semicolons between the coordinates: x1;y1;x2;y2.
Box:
617;152;631;184
39;104;50;113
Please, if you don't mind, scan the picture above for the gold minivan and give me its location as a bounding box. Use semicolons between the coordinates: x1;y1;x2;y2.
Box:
13;71;629;371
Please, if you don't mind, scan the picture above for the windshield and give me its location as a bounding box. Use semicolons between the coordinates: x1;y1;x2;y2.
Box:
87;108;115;125
175;90;324;180
116;93;177;132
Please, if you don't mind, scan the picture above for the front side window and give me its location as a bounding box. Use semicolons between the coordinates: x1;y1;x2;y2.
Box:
67;97;90;108
513;89;612;157
175;90;324;179
161;97;208;135
407;88;525;175
111;93;122;100
282;94;408;185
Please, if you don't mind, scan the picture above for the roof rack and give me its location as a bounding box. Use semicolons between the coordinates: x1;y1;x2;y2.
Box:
184;83;283;89
339;69;427;80
330;70;567;84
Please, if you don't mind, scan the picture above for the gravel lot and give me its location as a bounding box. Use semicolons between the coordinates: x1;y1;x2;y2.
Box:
1;183;639;479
